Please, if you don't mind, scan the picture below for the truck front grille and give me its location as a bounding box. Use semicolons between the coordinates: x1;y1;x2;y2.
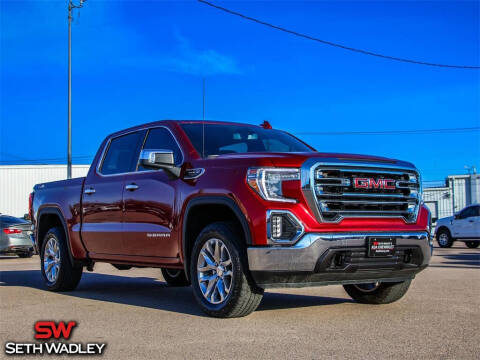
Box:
311;163;421;223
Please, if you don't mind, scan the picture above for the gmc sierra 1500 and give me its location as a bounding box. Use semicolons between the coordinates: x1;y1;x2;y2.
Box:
31;120;432;317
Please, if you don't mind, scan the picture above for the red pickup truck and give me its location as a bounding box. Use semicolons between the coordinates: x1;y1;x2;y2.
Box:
31;120;432;317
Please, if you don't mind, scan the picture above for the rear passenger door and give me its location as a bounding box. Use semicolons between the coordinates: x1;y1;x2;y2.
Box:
122;127;182;258
81;131;145;256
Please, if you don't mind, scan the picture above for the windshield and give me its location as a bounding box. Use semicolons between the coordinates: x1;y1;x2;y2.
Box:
180;123;314;158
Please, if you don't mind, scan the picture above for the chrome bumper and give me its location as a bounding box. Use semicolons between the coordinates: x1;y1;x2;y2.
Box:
247;232;432;272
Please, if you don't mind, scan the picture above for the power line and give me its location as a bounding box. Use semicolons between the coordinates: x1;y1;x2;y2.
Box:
198;0;480;70
295;127;480;136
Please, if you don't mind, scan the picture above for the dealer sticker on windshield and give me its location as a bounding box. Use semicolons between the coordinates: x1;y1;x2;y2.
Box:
368;237;396;257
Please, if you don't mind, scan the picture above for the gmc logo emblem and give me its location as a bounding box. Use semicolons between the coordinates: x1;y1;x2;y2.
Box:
353;178;396;190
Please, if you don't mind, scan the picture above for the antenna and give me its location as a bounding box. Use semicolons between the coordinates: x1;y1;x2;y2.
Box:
202;78;205;158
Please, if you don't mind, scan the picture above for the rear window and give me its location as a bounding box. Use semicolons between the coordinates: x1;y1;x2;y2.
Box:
180;123;314;158
100;132;144;175
0;216;28;226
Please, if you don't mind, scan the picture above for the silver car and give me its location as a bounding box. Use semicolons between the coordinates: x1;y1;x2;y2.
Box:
0;215;34;257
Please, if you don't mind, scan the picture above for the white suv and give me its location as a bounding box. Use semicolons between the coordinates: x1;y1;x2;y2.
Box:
435;204;480;248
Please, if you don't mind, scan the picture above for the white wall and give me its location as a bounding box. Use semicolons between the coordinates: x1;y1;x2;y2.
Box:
0;165;90;217
423;173;480;222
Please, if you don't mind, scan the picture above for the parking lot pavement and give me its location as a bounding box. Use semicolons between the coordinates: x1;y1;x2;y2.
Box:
1;245;479;360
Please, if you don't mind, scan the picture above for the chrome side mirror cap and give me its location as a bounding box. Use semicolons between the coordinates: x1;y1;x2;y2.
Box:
139;149;181;177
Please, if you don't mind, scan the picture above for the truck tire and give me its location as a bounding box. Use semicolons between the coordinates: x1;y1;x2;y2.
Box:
465;241;479;249
190;222;264;318
40;227;83;292
161;268;190;286
437;229;454;248
343;280;411;304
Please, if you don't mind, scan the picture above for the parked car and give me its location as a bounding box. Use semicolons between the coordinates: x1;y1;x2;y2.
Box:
435;204;480;248
0;214;34;257
31;120;432;317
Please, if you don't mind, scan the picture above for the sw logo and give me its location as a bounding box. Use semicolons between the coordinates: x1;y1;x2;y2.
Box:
4;321;106;356
35;321;77;340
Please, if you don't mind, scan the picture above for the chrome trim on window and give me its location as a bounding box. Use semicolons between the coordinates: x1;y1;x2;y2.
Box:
95;125;185;177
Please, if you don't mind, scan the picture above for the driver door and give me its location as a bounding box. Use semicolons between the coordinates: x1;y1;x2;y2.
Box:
452;206;477;238
122;127;183;258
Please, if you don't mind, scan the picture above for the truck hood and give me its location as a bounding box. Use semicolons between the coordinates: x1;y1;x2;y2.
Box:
210;152;416;169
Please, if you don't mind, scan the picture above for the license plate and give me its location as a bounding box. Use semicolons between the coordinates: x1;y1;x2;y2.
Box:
368;237;396;257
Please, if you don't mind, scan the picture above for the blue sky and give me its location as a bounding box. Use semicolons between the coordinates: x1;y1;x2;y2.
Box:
1;0;479;182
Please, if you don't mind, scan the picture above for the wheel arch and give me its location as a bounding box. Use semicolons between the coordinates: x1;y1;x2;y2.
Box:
436;225;452;237
181;196;252;280
36;207;75;265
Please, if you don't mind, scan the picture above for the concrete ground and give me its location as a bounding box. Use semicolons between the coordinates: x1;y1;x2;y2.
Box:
1;245;479;359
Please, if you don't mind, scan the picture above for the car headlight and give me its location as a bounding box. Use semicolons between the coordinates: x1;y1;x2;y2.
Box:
247;168;300;203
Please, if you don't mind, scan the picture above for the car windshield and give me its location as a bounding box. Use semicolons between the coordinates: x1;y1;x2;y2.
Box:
180;123;314;158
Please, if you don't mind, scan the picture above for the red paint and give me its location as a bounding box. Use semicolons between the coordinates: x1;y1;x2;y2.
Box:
3;228;22;234
32;120;430;268
34;321;77;340
353;178;396;190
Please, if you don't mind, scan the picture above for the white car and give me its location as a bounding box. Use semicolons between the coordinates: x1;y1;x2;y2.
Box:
435;204;480;248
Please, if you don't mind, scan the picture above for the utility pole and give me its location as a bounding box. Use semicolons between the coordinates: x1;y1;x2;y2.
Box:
202;78;205;158
67;0;86;179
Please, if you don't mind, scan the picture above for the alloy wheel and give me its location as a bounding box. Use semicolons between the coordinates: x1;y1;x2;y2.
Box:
43;237;61;283
197;238;233;305
438;233;449;246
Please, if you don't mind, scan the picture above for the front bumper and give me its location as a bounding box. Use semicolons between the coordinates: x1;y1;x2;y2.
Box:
247;232;432;288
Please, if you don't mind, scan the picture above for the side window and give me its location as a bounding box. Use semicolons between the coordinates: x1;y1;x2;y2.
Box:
100;132;144;175
459;207;475;219
471;206;480;217
138;128;182;171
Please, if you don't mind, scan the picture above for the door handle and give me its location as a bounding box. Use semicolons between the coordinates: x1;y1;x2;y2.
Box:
125;184;139;191
468;219;474;223
84;188;96;195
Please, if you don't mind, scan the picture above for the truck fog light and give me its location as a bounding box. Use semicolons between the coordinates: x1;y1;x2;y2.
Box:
271;215;283;238
267;210;304;245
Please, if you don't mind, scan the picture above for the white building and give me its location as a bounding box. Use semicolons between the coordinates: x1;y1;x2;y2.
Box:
423;174;480;222
0;165;90;217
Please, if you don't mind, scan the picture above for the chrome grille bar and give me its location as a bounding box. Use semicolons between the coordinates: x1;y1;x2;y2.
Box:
306;161;421;223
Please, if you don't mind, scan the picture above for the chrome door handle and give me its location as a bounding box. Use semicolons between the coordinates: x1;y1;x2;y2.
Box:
125;184;139;191
84;188;96;195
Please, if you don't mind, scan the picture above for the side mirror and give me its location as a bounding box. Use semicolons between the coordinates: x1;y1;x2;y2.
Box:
454;213;460;220
139;149;181;177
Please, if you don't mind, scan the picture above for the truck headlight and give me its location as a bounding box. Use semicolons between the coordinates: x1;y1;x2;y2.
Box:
247;168;300;203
